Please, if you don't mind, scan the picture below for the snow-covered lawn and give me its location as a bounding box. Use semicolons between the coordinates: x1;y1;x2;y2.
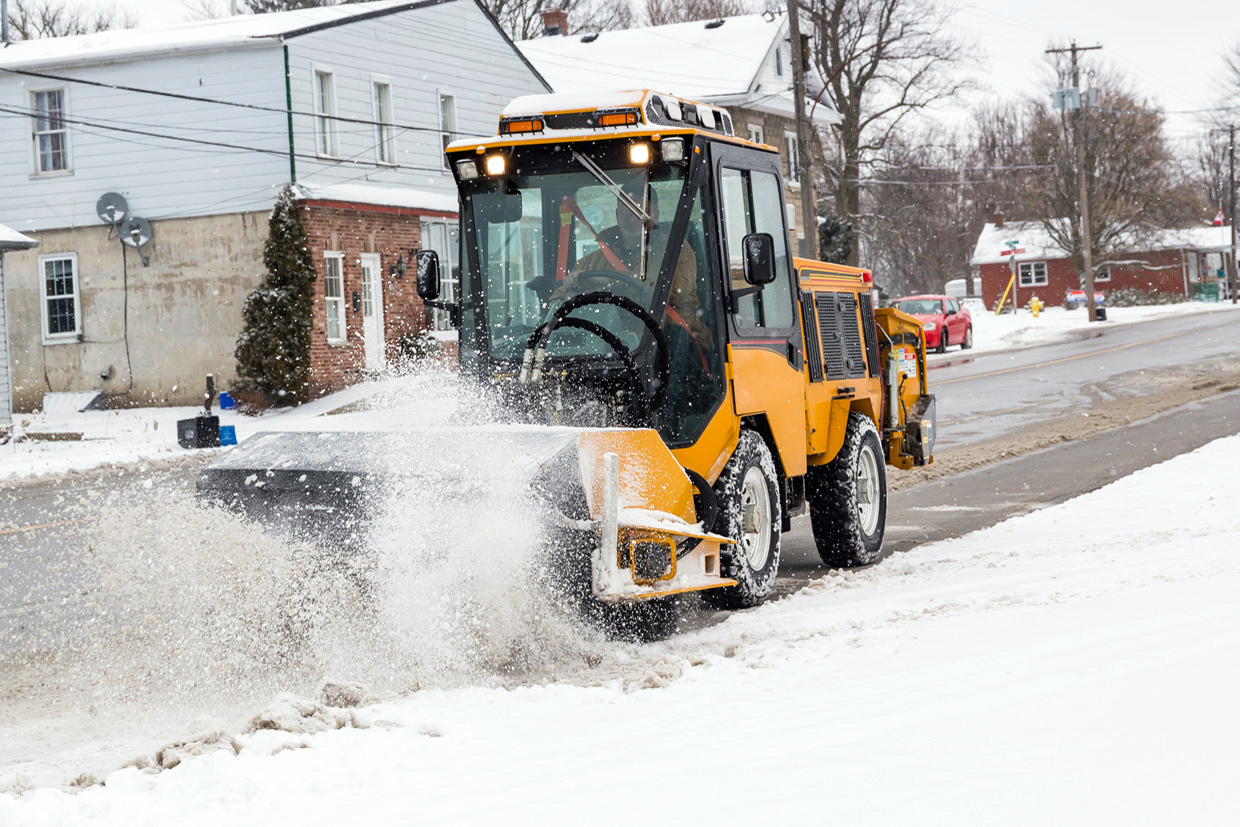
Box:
928;298;1240;362
0;370;457;482
3;430;1236;824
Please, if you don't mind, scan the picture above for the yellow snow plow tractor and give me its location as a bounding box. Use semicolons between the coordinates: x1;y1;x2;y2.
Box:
200;90;934;634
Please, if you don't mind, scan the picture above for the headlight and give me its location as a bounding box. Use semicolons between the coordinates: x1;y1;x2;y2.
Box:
629;142;650;165
485;154;507;176
923;322;937;331
660;138;685;162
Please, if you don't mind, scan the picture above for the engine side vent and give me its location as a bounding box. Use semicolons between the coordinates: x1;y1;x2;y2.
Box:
801;291;824;383
859;293;880;378
839;294;866;378
817;293;846;380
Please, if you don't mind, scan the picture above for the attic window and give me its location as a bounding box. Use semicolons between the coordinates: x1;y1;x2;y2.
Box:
705;18;725;29
776;47;783;77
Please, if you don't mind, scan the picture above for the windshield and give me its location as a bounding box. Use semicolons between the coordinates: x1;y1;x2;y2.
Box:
467;158;690;362
894;299;944;316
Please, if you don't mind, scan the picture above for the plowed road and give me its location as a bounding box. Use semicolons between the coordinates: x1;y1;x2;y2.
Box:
4;308;1240;633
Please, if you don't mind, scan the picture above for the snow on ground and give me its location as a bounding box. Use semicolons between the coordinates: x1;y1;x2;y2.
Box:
927;298;1240;362
3;430;1236;824
0;368;459;482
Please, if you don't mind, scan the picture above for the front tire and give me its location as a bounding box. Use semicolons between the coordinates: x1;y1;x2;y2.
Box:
961;324;973;350
702;430;781;610
809;413;888;568
935;330;948;353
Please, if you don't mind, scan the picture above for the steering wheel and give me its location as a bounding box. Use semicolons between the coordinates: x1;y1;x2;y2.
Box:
528;291;671;415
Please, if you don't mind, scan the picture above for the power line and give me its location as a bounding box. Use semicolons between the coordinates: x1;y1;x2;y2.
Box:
0;102;445;174
0;65;472;137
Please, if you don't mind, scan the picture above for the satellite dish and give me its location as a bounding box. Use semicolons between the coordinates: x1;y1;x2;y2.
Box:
121;216;152;248
96;192;128;227
121;216;154;266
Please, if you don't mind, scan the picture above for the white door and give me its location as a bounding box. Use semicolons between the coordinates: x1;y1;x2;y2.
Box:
360;253;384;371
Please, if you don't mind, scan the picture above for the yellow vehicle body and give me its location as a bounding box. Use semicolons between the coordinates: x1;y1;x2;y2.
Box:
432;90;935;610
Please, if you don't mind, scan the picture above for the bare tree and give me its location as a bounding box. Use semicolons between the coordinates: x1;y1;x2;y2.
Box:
644;0;753;26
807;0;975;267
5;0;136;39
180;0;228;21
1192;129;1234;221
481;0;641;39
1023;63;1200;284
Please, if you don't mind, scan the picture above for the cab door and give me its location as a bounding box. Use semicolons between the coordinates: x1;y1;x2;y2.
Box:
713;146;808;478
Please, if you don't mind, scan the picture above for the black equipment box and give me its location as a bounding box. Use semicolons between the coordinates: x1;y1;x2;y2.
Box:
178;415;220;449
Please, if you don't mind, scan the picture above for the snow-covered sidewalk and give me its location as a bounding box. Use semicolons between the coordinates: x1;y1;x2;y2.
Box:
928;298;1240;362
3;431;1237;824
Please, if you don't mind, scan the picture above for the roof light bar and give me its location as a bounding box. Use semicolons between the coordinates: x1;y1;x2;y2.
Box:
499;117;545;135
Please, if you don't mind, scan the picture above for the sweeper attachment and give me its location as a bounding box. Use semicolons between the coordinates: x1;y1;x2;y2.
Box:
200;90;934;638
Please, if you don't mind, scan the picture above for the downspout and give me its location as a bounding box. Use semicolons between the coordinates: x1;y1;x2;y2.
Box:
283;43;296;183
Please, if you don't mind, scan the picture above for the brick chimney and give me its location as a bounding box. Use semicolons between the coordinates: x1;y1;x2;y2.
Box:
542;9;569;36
992;209;1004;229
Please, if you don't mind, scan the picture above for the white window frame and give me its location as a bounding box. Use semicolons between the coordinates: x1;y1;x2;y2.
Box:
1018;260;1048;287
747;124;765;145
30;86;72;177
775;45;783;77
1095;266;1111;282
785;131;801;186
39;252;81;344
420;219;460;334
313;66;338;158
438;91;456;172
323;251;346;344
371;75;395;165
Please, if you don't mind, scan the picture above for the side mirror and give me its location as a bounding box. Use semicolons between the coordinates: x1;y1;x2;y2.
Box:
742;232;777;286
946;306;957;315
416;250;441;300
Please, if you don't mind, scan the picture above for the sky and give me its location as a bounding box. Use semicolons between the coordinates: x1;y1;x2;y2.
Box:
37;0;1240;143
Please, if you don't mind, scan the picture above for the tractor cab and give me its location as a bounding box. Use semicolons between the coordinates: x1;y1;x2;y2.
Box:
421;90;785;447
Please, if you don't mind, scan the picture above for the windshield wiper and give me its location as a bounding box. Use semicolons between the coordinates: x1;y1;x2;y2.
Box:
570;148;656;230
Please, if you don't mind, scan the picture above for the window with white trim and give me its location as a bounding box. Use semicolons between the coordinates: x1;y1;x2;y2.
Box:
775;46;783;77
747;124;764;144
785;131;801;184
439;93;456;171
1018;260;1048;286
314;70;337;157
373;80;394;164
1095;266;1111;282
40;253;80;343
32;89;70;174
421;220;460;332
324;252;346;342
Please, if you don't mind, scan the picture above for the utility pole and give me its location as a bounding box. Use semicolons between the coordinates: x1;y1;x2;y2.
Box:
787;0;818;260
1228;124;1237;304
1047;41;1103;321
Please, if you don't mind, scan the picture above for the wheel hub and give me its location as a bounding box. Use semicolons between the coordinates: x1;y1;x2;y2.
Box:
856;444;881;536
739;467;772;571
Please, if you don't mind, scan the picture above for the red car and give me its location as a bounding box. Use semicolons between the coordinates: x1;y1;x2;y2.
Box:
890;294;973;353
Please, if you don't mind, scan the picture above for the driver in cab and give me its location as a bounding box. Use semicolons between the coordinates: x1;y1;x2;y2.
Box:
550;182;713;350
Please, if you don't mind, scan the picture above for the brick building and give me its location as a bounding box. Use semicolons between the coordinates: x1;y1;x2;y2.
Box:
971;214;1235;310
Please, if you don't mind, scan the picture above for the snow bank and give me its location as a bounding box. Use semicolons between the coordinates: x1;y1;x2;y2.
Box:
928;299;1240;361
3;430;1237;824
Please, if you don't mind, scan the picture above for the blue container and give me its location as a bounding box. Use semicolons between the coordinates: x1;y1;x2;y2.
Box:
219;392;236;410
219;425;237;446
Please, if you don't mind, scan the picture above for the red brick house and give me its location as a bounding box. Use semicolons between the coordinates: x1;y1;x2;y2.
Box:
971;213;1235;310
295;183;459;397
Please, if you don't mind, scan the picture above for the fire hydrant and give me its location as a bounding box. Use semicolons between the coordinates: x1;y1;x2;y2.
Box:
1030;295;1044;317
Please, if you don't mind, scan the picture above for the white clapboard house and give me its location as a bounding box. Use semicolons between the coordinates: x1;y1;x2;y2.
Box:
0;0;547;410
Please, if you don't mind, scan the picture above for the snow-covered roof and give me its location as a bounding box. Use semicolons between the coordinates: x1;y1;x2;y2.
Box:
517;14;839;126
0;0;430;69
0;222;38;251
971;220;1235;266
294;182;458;215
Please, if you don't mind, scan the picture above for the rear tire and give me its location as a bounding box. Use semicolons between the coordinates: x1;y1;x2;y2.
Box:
701;430;781;610
809;413;888;568
961;325;973;350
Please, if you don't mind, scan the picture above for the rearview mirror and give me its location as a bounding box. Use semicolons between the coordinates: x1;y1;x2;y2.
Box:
416;250;441;300
742;232;777;286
